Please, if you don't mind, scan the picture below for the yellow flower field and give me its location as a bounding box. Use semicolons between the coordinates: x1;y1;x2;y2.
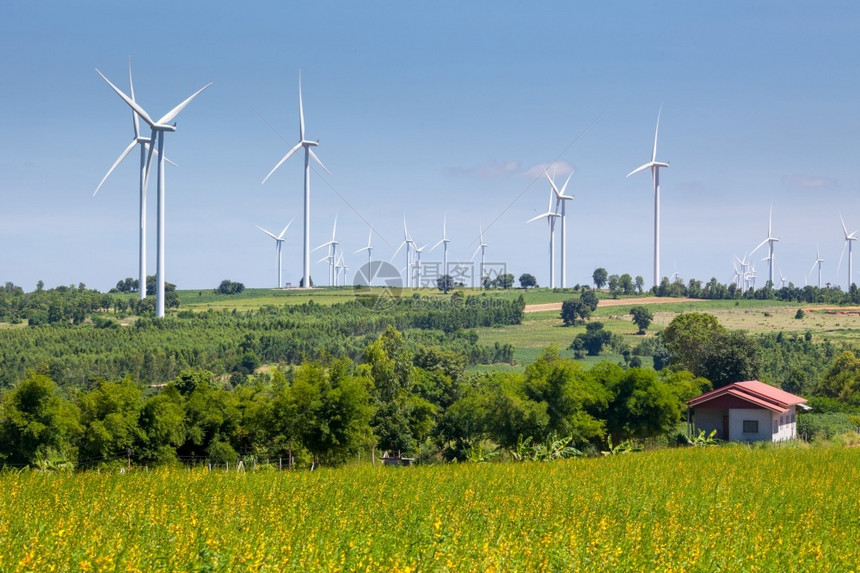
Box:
1;447;857;572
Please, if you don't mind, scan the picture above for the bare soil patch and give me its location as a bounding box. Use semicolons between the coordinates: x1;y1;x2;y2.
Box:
524;297;707;314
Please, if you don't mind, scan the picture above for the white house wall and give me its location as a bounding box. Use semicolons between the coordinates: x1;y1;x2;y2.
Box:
772;405;797;442
728;408;773;442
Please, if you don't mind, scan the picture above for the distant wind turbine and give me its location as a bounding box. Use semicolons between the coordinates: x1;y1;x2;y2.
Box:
262;71;330;289
430;216;452;278
527;189;560;288
354;229;374;270
809;246;824;289
313;216;339;286
751;206;779;287
94;57;175;302
393;216;415;287
96;67;211;317
546;171;574;288
471;226;489;286
837;215;858;289
257;220;292;288
627;106;669;288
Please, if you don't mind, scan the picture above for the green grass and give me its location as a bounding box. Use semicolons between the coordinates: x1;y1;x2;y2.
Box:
1;446;856;571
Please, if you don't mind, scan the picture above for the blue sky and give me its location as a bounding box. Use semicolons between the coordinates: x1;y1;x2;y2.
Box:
1;1;859;292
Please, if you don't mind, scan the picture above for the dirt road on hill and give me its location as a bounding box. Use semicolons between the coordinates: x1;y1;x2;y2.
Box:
523;297;707;314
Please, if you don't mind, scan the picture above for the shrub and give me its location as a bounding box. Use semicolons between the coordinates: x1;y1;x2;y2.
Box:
797;413;856;441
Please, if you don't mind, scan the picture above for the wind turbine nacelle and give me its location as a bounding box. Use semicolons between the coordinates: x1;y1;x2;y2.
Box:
302;140;319;147
654;162;669;168
155;124;177;132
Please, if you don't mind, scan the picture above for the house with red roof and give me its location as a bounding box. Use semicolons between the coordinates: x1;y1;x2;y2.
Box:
686;381;809;442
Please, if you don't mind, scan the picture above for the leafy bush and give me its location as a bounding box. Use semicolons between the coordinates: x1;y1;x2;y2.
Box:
797;413;856;441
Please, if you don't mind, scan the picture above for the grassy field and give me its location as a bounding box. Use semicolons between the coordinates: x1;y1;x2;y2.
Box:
1;446;857;571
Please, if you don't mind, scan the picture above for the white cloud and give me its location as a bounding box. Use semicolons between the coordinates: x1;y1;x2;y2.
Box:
782;174;839;189
444;159;521;178
523;160;575;180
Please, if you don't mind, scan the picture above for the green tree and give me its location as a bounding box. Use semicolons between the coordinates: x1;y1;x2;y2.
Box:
818;350;860;405
77;378;143;463
437;274;454;293
496;273;515;290
580;290;599;312
561;299;590;326
592;268;608;289
662;313;725;377
519;273;537;288
634;275;644;294
629;306;654;334
572;322;612;356
0;372;81;466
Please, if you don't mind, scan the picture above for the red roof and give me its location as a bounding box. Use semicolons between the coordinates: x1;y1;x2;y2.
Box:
686;380;807;413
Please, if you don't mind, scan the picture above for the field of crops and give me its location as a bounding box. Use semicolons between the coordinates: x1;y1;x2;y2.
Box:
1;446;857;572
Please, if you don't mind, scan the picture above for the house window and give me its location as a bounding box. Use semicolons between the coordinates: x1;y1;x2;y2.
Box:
743;420;759;433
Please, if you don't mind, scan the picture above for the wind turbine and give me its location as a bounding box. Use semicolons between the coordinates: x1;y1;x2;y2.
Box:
354;229;374;270
94;58;175;301
412;244;426;288
627;107;669;288
809;246;824;289
837;215;858;289
262;71;330;289
546;171;574;288
430;216;451;277
96;68;211;317
393;216;415;287
471;226;489;286
257;220;292;288
313;216;339;286
527;189;560;288
751;206;779;287
778;268;788;289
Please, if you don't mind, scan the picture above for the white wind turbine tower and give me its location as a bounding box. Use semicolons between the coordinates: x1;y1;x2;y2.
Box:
314;216;339;286
94;58;175;301
546;171;574;288
96;68;211;318
412;244;426;288
627;107;669;288
527;189;560;287
471;226;489;286
751;206;779;287
430;216;451;277
838;215;858;289
809;246;824;289
393;217;415;287
354;229;374;271
257;220;292;288
262;71;330;289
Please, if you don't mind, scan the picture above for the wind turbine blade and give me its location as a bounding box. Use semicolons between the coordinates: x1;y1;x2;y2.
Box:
626;162;652;178
527;212;552;224
559;171;573;195
298;70;305;141
837;240;848;280
156;83;213;125
331;215;338;241
257;226;279;240
750;238;769;256
313;241;333;252
471;245;482;261
142;130;156;190
94;139;137;196
841;214;849;238
96;69;156;128
308;148;330;174
277;219;293;240
430;239;445;251
392;240;407;259
128;57;139;139
545;171;561;197
142;142;178;168
354;246;370;254
652;105;662;163
262;142;303;184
